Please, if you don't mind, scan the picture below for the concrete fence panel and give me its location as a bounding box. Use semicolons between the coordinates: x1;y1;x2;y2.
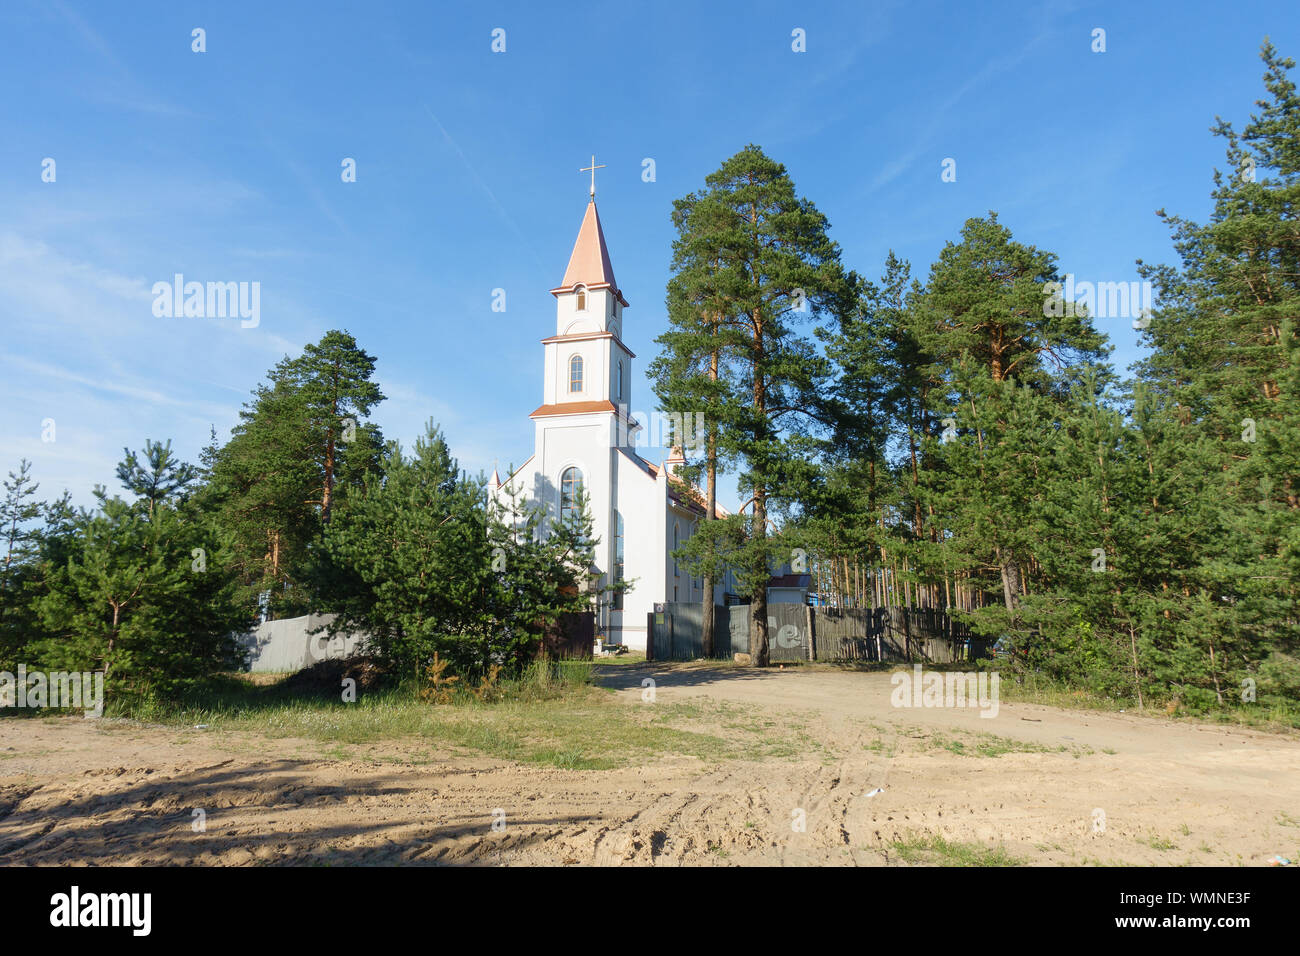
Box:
236;613;368;673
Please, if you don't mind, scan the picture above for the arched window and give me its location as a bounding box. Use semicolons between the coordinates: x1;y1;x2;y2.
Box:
575;285;587;311
616;360;623;400
560;467;583;526
569;355;583;393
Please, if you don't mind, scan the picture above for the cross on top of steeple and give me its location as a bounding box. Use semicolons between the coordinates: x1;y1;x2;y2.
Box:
579;155;606;198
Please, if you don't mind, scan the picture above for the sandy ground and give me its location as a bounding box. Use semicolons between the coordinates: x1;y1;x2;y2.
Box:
2;664;1297;866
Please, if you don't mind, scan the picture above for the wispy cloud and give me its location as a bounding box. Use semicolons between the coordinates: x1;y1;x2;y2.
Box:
260;135;352;236
867;29;1056;192
421;104;544;267
1;354;228;419
47;0;192;117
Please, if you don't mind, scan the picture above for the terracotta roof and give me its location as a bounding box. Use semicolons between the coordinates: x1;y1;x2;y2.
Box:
615;446;727;519
530;400;616;417
549;200;628;307
666;472;729;519
529;400;638;425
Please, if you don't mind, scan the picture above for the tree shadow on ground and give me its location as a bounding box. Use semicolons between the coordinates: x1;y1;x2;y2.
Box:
594;661;796;692
0;757;595;866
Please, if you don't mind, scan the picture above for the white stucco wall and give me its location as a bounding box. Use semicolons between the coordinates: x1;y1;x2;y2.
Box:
609;450;665;649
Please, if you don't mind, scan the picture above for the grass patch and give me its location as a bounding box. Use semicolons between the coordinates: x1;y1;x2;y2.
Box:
890;833;1023;866
992;674;1300;733
908;727;1091;759
865;737;897;757
639;699;826;762
92;661;819;770
1080;856;1138;867
1146;835;1178;851
591;652;647;666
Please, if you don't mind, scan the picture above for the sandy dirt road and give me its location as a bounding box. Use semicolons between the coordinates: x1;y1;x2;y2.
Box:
1;664;1297;866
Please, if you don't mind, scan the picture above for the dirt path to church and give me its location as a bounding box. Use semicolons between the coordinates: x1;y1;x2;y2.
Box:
2;664;1298;866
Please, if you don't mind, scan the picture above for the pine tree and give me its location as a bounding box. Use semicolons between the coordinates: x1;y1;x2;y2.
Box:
488;482;600;673
0;459;42;593
314;423;493;674
649;187;746;655
1136;40;1300;702
279;330;385;523
31;448;243;696
659;145;852;665
115;439;199;519
203;330;386;618
913;214;1110;619
0;459;45;669
812;253;923;609
315;423;598;677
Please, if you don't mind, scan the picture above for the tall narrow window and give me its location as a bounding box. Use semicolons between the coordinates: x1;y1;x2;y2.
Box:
673;522;680;578
613;511;625;610
616;360;623;400
575;285;587;311
560;467;583;526
569;355;583;393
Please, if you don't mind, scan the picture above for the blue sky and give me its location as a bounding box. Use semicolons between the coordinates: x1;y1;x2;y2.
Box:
1;0;1296;511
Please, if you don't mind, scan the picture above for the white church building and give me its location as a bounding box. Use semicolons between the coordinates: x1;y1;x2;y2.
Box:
490;188;806;650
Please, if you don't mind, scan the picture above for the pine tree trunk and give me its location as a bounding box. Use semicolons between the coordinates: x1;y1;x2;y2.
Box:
701;347;719;657
996;545;1021;616
323;368;340;523
1207;636;1224;705
748;288;769;667
322;435;335;523
701;476;716;658
1129;623;1144;711
750;488;770;667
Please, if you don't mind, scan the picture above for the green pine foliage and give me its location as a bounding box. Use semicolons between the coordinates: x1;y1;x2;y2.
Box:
1132;39;1300;705
28;449;245;698
651;144;855;665
312;422;599;679
0;459;46;670
200;329;385;618
691;43;1298;716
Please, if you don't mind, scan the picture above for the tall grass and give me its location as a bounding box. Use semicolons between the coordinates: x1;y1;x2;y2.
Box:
104;657;597;724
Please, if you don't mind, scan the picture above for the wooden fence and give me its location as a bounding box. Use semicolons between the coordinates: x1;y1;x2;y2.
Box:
647;603;991;664
542;611;595;659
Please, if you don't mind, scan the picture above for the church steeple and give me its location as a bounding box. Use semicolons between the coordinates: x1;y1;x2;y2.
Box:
550;199;628;308
534;192;637;425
